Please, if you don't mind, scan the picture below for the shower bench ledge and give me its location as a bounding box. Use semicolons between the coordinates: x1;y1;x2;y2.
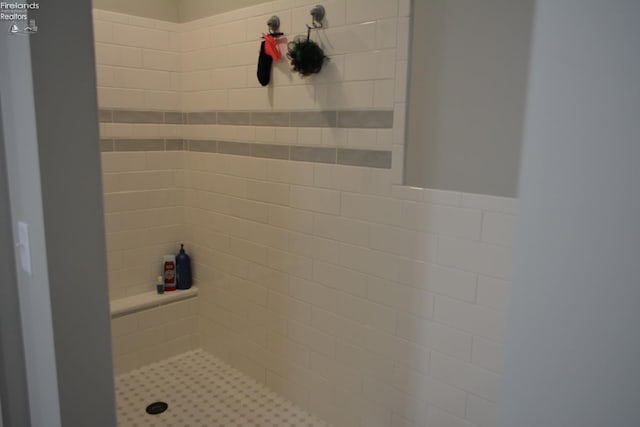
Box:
110;287;198;318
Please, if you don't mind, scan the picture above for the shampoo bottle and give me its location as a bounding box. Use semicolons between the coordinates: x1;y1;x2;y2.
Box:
176;244;192;290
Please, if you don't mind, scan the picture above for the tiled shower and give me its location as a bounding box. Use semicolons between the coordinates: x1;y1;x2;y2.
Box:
96;1;515;426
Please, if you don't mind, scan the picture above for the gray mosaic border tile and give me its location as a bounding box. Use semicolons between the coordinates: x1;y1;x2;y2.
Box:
290;146;336;164
218;112;251;126
164;112;184;124
114;139;165;151
99;109;393;129
102;138;392;169
251;143;290;160
187;112;217;125
251;112;290;127
100;139;182;152
100;139;114;152
218;141;251;156
187;140;217;153
165;139;186;151
291;111;337;128
337;111;394;128
113;110;164;124
99;110;113;123
337;148;392;169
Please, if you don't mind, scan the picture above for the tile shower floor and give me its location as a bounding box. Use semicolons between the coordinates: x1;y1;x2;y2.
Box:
115;349;330;427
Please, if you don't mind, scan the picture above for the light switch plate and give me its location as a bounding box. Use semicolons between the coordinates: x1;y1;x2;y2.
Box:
17;221;32;275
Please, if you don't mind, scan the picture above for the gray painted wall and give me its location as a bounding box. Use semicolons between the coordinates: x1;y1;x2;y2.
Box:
0;106;30;426
29;2;118;425
498;1;640;426
0;2;116;425
0;24;62;427
404;0;534;197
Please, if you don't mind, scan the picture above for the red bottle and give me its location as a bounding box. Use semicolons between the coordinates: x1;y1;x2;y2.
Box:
163;255;176;291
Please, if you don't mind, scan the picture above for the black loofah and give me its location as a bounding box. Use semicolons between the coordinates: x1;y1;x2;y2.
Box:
286;36;327;77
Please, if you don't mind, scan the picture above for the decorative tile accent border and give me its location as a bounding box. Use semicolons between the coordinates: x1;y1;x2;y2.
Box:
100;138;185;152
291;146;336;164
338;148;393;169
100;138;392;169
190;140;392;169
99;109;394;129
99;109;394;168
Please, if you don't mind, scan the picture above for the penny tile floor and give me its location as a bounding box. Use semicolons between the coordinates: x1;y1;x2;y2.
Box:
115;349;329;427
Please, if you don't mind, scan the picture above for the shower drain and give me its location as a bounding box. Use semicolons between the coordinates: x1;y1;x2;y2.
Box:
145;401;168;415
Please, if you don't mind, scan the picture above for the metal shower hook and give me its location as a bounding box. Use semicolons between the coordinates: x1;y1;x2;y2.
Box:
267;15;281;34
310;4;325;28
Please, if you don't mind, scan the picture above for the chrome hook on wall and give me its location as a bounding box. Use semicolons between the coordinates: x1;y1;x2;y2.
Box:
310;5;325;28
266;15;282;36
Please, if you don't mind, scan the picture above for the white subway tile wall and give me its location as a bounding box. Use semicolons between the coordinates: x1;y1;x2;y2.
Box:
184;154;515;427
111;298;198;374
95;2;516;427
101;151;186;300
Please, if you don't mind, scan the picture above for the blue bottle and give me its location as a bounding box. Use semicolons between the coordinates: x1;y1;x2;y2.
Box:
175;244;192;290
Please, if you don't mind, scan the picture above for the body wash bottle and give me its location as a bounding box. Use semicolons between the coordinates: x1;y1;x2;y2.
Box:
163;255;176;291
